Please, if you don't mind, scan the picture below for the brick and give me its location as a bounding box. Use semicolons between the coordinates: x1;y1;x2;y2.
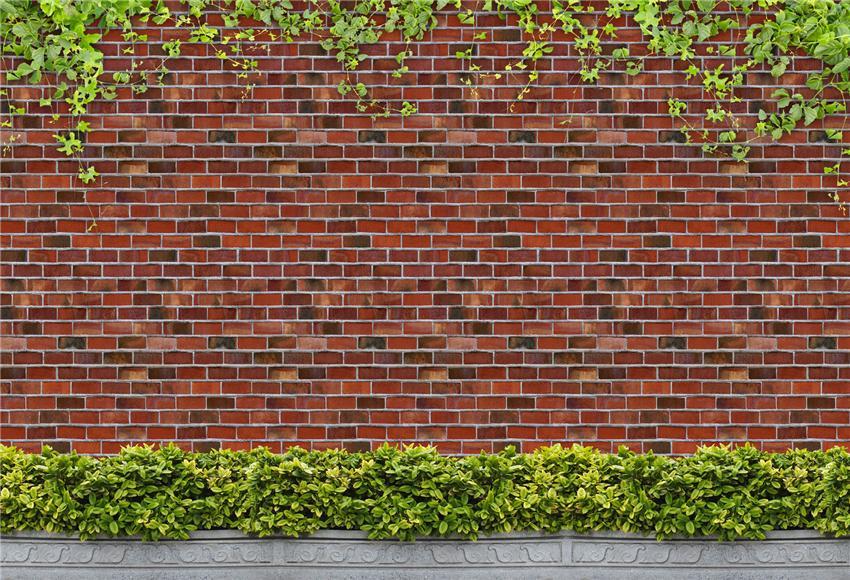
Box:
1;250;27;262
209;337;236;349
809;337;837;350
508;131;536;144
358;337;387;350
659;337;686;350
358;131;386;144
208;131;236;143
58;337;86;350
508;337;536;350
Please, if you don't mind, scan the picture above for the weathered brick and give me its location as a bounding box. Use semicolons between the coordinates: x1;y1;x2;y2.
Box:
508;131;536;144
358;131;386;144
508;337;536;350
58;337;86;350
208;130;236;143
358;337;387;350
809;337;837;350
209;337;236;349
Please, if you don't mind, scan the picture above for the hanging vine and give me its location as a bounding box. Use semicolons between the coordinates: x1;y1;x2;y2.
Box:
1;0;849;219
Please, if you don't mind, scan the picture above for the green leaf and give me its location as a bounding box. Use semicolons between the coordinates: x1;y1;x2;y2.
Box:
833;58;850;75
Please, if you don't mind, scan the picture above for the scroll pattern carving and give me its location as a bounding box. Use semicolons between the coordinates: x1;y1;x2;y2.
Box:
571;541;850;567
2;533;848;574
284;541;562;566
1;541;272;566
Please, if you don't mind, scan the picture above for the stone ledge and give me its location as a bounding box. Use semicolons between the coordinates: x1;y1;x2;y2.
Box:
2;529;848;580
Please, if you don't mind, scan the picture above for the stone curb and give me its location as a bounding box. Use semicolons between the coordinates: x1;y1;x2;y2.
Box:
2;529;848;579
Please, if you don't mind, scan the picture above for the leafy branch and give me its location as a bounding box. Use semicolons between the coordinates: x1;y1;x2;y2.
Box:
1;0;849;211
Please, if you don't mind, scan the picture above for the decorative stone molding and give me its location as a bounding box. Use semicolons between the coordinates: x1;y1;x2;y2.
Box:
2;530;848;579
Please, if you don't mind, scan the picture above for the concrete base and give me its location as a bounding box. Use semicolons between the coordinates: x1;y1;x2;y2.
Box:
2;529;848;579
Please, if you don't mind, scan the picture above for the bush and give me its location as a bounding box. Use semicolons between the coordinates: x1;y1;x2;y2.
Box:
1;443;848;541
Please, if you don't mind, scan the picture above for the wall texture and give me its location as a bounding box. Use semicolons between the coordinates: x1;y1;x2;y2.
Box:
2;7;850;454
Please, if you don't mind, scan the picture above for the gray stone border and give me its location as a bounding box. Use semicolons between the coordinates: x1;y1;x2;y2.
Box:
2;529;849;579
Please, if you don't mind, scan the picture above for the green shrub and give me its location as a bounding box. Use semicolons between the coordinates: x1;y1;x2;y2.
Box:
1;443;848;541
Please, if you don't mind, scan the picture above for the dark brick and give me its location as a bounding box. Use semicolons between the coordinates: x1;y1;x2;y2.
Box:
149;250;177;261
358;337;387;349
299;250;327;262
660;130;687;143
794;235;821;248
58;337;86;350
208;130;236;143
660;336;686;349
358;131;386;144
345;235;371;248
507;397;534;409
657;397;685;409
299;367;326;380
495;235;521;248
599;250;628;262
809;337;837;350
645;235;671;248
298;161;325;173
56;397;84;409
508;337;536;350
317;322;342;335
254;146;283;158
194;235;221;248
357;397;385;409
149;367;176;380
357;191;384;203
207;397;235;409
44;235;70;248
508;131;536;144
209;336;236;349
450;250;477;262
0;250;27;262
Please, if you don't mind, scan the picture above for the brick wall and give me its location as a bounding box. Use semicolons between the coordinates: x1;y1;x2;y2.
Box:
2;6;850;454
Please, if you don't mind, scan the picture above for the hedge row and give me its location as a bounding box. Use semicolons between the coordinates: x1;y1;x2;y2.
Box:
2;444;849;541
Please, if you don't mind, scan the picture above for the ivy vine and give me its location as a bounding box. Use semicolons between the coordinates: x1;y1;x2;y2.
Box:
2;0;849;221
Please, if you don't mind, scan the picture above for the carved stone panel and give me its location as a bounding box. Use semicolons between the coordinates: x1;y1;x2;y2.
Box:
570;539;849;567
2;530;849;580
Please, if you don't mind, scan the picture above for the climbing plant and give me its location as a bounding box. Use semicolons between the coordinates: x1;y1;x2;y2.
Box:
1;0;849;217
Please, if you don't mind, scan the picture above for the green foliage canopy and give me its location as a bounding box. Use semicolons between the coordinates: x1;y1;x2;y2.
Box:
2;443;849;541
